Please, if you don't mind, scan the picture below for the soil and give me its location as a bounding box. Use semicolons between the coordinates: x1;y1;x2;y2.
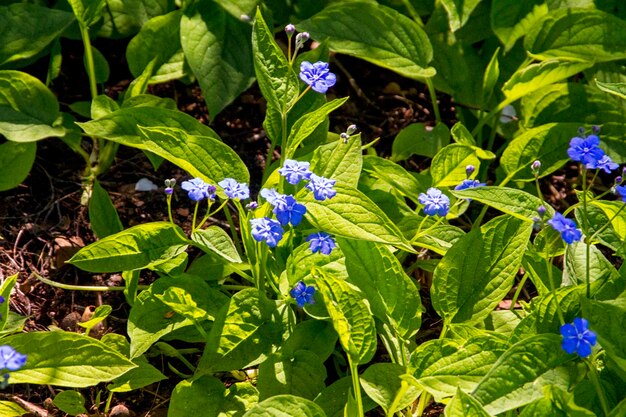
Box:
0;34;588;416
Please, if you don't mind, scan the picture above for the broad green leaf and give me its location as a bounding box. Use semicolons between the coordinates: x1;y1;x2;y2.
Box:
215;0;259;19
563;241;616;286
91;95;119;119
122;94;177;110
155;287;210;321
576;205;623;252
446;389;493;417
526;9;626;62
67;0;106;27
0;141;36;191
286;241;347;286
287;97;349;153
77;304;112;334
340;239;422;339
53;390;87;416
128;275;229;358
451;186;553;221
482;47;500;105
608;397;626;417
192;226;242;263
500;123;580;181
6;331;136;387
0;274;17;332
68;222;187;273
519;397;567;417
89;49;110;84
300;184;414;252
88;180;123;239
490;0;548;51
299;2;435;79
362;156;425;204
432;216;532;324
0;4;74;68
169;375;225;417
590;201;626;240
243;394;327;417
0;70;64;142
282;320;338;362
411;224;465;255
316;269;376;364
310;133;362;188
360;363;420;414
585;295;626;375
252;9;298;112
441;0;482;32
0;401;27;417
198;288;282;373
431;144;494;187
181;3;254;119
257;350;327;400
451;122;477;146
471;334;572;413
391;122;450;161
127;10;187;84
96;0;170;39
503;60;594;103
596;79;626;100
314;377;377;417
221;382;259;417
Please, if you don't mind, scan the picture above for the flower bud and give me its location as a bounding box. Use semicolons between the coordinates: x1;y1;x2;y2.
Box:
240;14;251;22
531;160;541;173
465;165;475;177
246;201;259;211
164;178;176;195
578;126;586;136
346;124;357;135
295;32;309;48
616;176;623;184
285;24;295;37
537;205;546;217
592;125;601;134
340;132;349;144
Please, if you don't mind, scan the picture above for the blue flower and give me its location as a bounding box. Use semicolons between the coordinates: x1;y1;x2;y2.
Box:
290;281;316;307
218;178;250;200
418;188;450;217
548;212;582;244
560;318;597;358
250;217;284;248
278;159;312;185
305;174;336;201
454;179;486;191
567;135;605;166
299;61;337;94
260;188;282;206
0;346;26;372
181;178;215;201
587;154;618;173
306;232;336;255
615;185;626;202
273;195;307;227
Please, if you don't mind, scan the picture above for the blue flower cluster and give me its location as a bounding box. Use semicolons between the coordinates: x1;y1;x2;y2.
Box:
419;188;451;217
0;345;27;388
568;131;618;173
547;212;582;244
178;177;250;202
560;318;597;358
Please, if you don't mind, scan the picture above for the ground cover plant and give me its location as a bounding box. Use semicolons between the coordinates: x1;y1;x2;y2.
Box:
1;0;626;416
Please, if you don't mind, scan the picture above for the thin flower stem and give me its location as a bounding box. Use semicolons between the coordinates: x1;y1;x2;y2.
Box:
34;273;149;292
223;204;244;256
415;392;431;417
104;392;114;415
386;381;410;417
509;272;529;312
586;358;610;416
79;24;98;100
580;166;591;298
546;255;565;325
425;78;441;124
348;356;365;417
401;0;424;26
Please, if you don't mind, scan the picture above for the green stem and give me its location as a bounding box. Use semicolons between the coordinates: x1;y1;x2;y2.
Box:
223;204;244;256
348;357;364;417
587;358;610;416
78;24;98;100
509;272;529;312
546;255;565;325
387;381;410;417
581;166;591;298
424;78;441;124
401;0;424;26
104;392;114;415
415;392;431;417
34;273;148;292
191;201;200;232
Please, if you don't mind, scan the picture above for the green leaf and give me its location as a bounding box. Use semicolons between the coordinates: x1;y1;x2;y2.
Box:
244;394;327;417
192;226;242;263
46;37;63;85
526;9;626;62
411;224;466;255
340;238;422;339
563;241;616;286
360;363;420;414
282;320;338;362
0;274;17;332
432;215;532;324
361;155;425;204
391;122;450;161
252;9;298;112
310;133;362;188
221;382;260;416
0;70;64;142
215;0;259;19
169;375;225;417
67;0;106;27
0;4;74;68
85;46;109;83
596;79;626;100
299;2;435;79
88;180;123;239
258;350;327;400
451;122;477;146
77;304;112;333
6;331;136;387
502;60;594;103
431;144;494;187
576;205;623;252
451;186;553;221
68;222;187;273
128;275;229;358
300;184;414;252
440;0;482;32
590;201;626;240
585;294;626;375
315;269;376;364
471;334;572;413
0;401;27;417
286;241;347;286
96;0;170;39
0;141;36;191
287;97;348;153
482;47;500;105
500;123;580;181
155;287;211;321
519;397;567;417
181;3;254;119
198;288;282;373
445;388;494;417
53;390;87;416
127;10;186;84
490;1;548;51
314;377;377;417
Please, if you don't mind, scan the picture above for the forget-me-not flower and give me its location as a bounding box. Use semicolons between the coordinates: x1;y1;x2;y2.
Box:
218;178;250;200
300;61;336;94
568;135;605;166
290;281;316;307
306;232;336;255
588;154;619;173
560;318;597;358
250;217;283;248
548;212;582;244
419;188;450;217
274;195;307;226
279;160;312;185
454;179;486;191
615;185;626;202
305;174;336;201
0;346;26;372
181;178;215;201
260;188;283;206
